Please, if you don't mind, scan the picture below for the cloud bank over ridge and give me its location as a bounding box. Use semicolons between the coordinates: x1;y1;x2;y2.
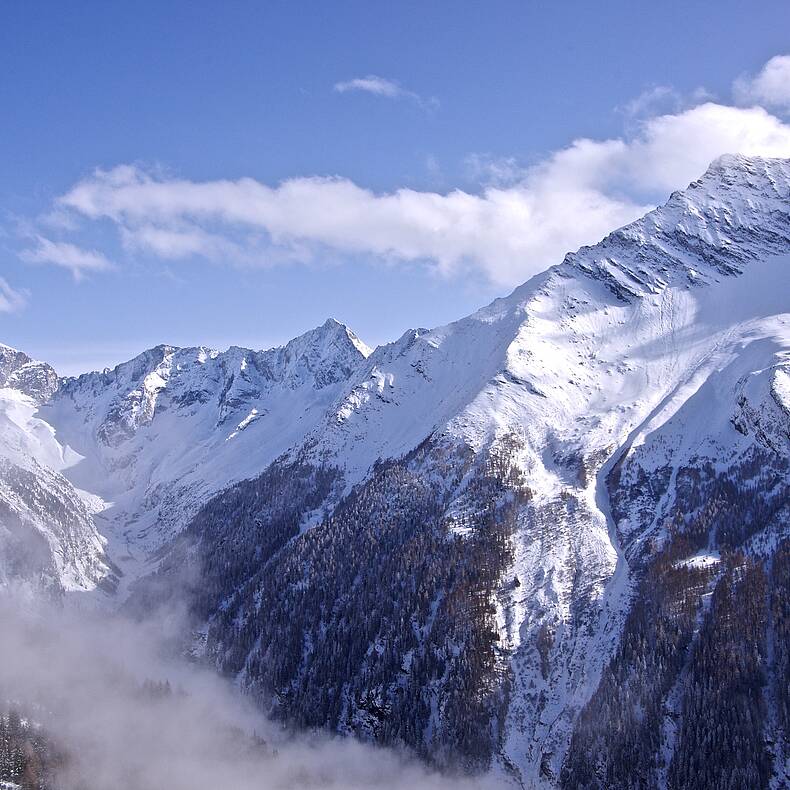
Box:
17;54;790;291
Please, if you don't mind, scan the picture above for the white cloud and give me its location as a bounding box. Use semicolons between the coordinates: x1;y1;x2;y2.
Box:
734;55;790;112
20;236;114;280
333;74;437;109
334;75;404;97
0;277;27;313
57;163;647;286
620;85;682;119
540;103;790;194
38;54;790;289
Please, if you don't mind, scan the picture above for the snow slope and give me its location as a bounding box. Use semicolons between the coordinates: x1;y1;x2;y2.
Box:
0;352;108;596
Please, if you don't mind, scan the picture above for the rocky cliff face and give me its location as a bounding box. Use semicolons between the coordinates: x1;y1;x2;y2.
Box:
0;344;58;403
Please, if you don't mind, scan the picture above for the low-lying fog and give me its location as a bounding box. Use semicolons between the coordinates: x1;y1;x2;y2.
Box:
0;599;501;789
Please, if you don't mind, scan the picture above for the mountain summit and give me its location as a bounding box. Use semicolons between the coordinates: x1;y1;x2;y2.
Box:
0;344;58;403
565;153;790;299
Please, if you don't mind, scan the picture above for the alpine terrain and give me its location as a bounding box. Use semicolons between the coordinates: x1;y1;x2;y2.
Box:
1;154;789;789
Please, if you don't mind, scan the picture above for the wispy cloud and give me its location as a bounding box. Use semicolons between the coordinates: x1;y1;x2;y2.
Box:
334;75;403;97
24;53;790;289
619;85;682;119
20;236;115;280
119;223;242;261
463;153;526;187
734;54;790;113
0;277;28;313
333;74;437;109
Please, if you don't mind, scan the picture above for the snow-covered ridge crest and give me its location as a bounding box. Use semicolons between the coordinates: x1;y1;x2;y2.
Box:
303;155;790;480
565;154;790;300
53;316;370;446
0;319;370;598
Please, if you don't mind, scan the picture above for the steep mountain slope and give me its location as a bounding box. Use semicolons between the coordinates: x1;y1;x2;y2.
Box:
0;348;109;597
151;155;790;787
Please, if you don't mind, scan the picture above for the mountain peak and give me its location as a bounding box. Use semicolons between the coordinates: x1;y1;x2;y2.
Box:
690;153;790;196
565;155;790;301
290;318;372;359
0;343;59;403
703;151;755;173
274;319;371;389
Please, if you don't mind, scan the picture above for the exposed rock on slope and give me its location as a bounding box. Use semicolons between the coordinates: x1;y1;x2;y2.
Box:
0;344;58;403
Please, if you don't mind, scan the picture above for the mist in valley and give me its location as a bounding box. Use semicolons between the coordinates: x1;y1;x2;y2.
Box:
0;599;499;790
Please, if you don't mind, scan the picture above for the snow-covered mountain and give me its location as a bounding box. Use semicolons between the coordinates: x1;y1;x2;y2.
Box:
186;153;785;787
1;154;789;788
0;320;370;597
0;346;108;596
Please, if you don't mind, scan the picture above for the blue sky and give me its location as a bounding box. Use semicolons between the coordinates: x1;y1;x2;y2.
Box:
2;1;790;374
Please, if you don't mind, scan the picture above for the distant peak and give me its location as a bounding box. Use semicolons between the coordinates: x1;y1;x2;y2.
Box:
705;152;753;171
0;342;58;402
292;318;372;358
126;343;180;367
0;342;46;369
